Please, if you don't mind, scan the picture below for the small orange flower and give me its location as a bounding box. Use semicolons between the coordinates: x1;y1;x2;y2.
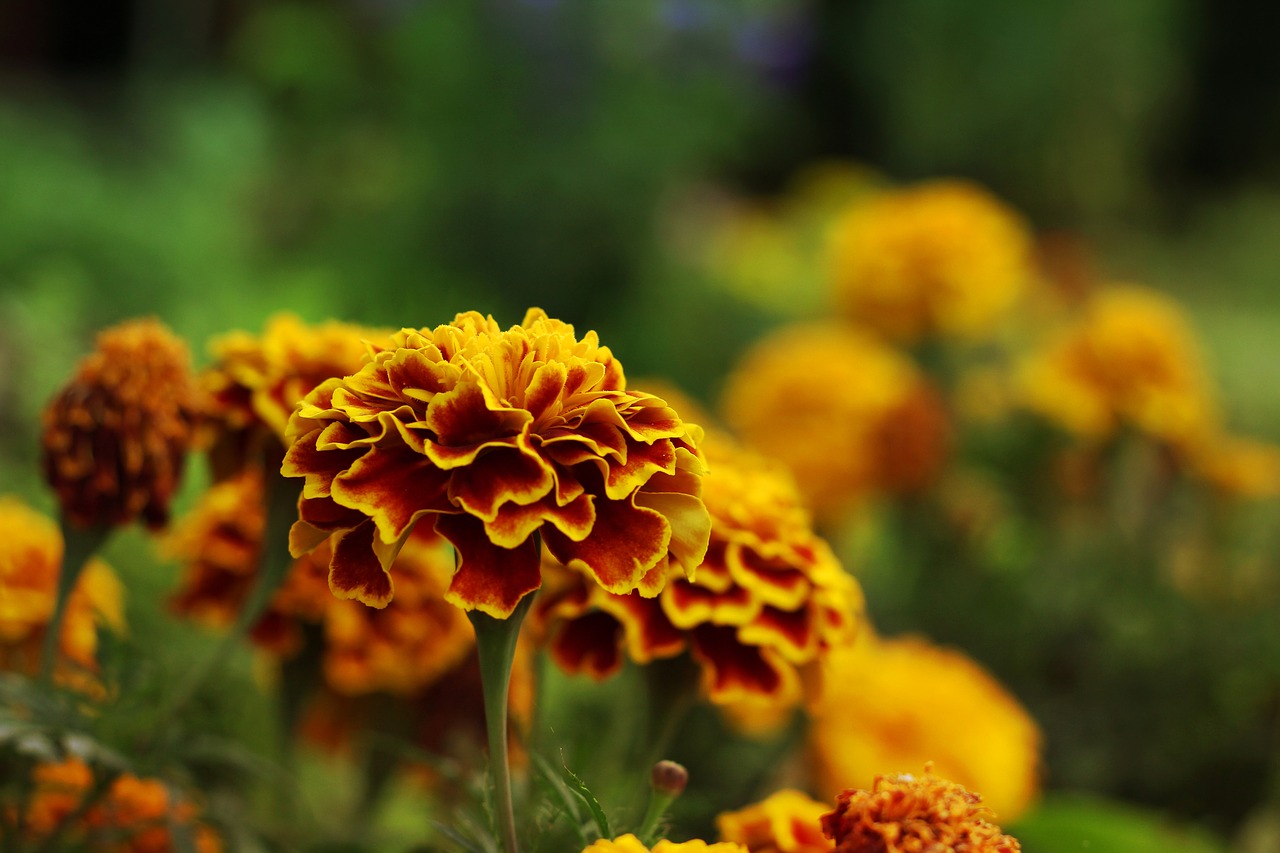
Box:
282;309;711;617
821;768;1020;852
827;180;1033;342
721;323;948;521
716;789;831;852
0;496;123;685
41;318;202;530
583;836;747;853
539;428;861;711
203;313;387;477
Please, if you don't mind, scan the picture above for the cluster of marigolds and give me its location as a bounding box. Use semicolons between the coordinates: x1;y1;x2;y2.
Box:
6;168;1274;851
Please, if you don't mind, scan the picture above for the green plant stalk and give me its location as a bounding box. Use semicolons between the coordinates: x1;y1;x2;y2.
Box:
40;521;110;684
637;789;677;847
469;590;536;853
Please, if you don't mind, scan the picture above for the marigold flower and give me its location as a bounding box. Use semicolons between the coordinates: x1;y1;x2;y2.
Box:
21;757;222;852
1016;286;1218;451
538;428;861;709
716;789;831;852
821;768;1020;852
809;635;1039;821
167;471;473;695
282;309;711;617
721;323;948;520
203;313;386;477
827;180;1034;342
1188;434;1280;498
41;318;202;530
0;496;124;685
582;835;747;853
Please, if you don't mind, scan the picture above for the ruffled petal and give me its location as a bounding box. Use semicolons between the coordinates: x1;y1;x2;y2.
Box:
329;520;394;608
435;514;541;618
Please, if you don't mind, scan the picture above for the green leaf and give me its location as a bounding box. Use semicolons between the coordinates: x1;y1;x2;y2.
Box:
1010;794;1229;853
558;753;610;841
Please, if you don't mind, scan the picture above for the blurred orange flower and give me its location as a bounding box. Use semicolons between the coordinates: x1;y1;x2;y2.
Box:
716;789;831;852
0;496;123;686
41;318;203;530
809;635;1039;822
827;180;1033;342
282;309;711;617
822;768;1020;852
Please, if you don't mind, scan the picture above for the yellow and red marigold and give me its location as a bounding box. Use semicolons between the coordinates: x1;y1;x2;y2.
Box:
41;318;203;530
716;789;831;853
808;634;1040;821
20;757;221;852
537;425;861;711
821;768;1021;852
827;180;1034;343
0;496;123;686
583;836;747;853
282;309;711;617
721;323;948;521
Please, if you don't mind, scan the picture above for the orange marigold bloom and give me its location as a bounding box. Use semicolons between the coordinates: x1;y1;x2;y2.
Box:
809;635;1040;821
827;180;1033;342
42;318;202;530
22;757;221;852
203;313;387;477
538;429;861;708
282;309;711;617
716;789;831;852
721;323;948;521
0;496;124;684
166;471;473;695
582;835;747;853
821;769;1020;853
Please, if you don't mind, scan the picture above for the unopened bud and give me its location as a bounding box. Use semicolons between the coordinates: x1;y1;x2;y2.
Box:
650;760;688;797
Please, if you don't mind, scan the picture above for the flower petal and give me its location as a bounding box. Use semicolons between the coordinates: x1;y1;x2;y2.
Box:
329;520;394;608
543;494;670;595
435;513;541;618
331;445;454;543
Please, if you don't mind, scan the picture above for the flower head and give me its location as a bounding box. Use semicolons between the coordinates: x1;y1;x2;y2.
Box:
583;836;747;853
821;768;1021;852
282;309;711;617
0;496;123;685
827;180;1033;342
721;323;948;520
716;789;831;852
809;635;1040;821
42;318;203;529
538;424;861;712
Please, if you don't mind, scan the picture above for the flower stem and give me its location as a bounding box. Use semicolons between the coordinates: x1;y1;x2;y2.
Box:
468;591;535;853
40;521;110;684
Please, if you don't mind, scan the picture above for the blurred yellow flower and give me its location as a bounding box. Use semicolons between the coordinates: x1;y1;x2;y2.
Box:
1187;434;1280;499
716;789;831;852
827;180;1034;342
821;767;1020;852
721;323;948;521
583;836;747;853
809;634;1039;822
0;496;123;687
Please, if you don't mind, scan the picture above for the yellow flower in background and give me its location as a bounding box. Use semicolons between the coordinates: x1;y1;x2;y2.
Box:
821;767;1020;852
1188;434;1280;498
0;496;123;686
538;424;861;716
282;308;711;616
827;180;1034;342
721;323;948;521
716;789;831;852
1017;285;1217;450
809;634;1040;822
583;836;748;853
41;318;203;530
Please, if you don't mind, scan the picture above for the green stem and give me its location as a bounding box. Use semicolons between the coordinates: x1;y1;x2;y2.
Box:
40;522;110;684
636;790;677;847
468;592;535;853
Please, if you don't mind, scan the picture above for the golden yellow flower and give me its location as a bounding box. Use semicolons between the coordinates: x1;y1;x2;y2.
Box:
41;318;203;529
0;496;124;685
821;768;1020;853
167;471;473;695
22;757;222;852
203;313;387;477
583;836;748;853
827;180;1033;342
282;309;711;617
1188;434;1280;499
809;635;1039;822
538;428;861;711
1016;285;1217;450
716;789;831;852
721;323;948;520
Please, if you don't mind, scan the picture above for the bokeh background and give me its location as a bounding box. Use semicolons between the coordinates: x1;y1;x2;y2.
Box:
4;1;1280;850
